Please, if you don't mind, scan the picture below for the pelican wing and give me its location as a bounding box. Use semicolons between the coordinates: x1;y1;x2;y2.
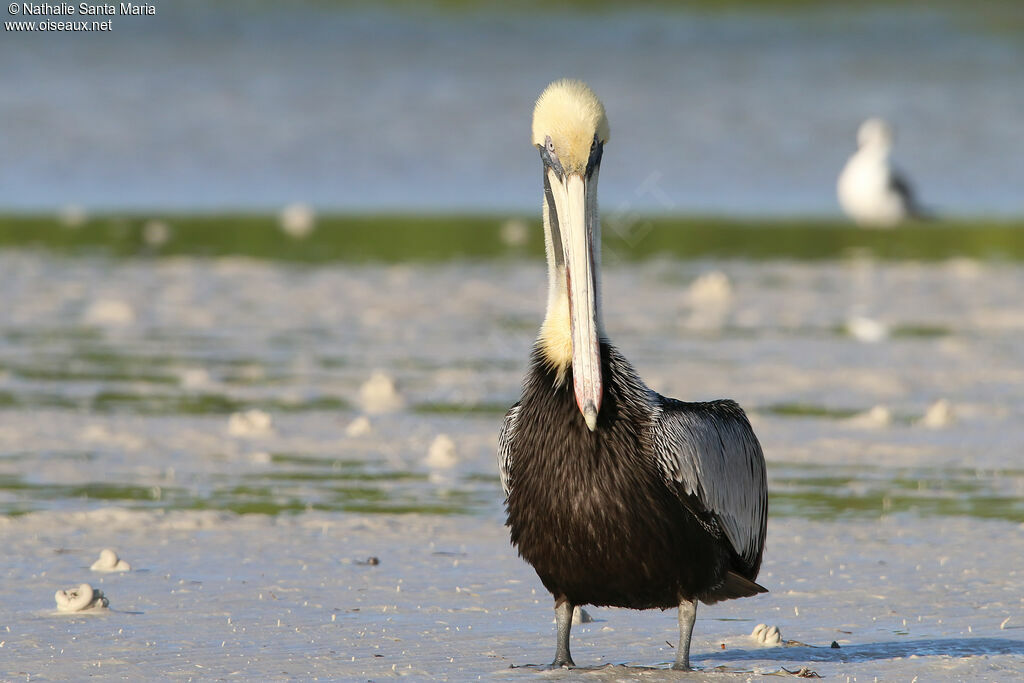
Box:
497;403;521;499
649;398;767;573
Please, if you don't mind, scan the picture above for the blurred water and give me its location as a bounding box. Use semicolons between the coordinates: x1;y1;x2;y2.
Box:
2;2;1022;215
1;251;1022;680
1;253;1022;519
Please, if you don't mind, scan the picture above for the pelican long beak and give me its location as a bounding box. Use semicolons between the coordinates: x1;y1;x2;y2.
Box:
547;170;602;431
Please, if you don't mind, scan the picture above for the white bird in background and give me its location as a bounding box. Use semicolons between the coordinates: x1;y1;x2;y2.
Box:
837;117;927;227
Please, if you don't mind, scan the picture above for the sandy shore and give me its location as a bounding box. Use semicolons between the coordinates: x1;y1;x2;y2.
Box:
2;509;1021;680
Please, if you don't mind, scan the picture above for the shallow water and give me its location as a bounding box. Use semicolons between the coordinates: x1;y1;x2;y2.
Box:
2;3;1023;214
2;251;1023;522
2;251;1023;678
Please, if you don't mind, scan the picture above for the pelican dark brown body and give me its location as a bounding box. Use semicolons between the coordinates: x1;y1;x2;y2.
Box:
498;79;767;670
506;344;764;612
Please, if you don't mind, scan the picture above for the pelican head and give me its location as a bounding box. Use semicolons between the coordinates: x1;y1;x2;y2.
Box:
857;117;893;153
532;79;610;432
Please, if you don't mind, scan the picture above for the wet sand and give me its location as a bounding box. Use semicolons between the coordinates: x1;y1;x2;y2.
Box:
1;252;1023;679
2;510;1021;679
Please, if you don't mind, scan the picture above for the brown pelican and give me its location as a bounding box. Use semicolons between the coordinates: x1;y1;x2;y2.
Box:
837;117;927;227
498;80;768;671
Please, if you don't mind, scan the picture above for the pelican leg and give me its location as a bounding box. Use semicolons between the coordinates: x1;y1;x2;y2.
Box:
672;598;697;671
552;598;575;668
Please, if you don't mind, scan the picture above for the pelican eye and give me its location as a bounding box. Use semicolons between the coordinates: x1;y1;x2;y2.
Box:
540;135;565;179
586;134;603;177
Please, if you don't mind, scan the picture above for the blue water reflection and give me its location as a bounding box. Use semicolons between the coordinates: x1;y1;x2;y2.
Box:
2;2;1022;215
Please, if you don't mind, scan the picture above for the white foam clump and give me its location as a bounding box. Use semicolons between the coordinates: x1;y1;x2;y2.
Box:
83;299;135;326
359;371;404;414
424;434;457;469
228;409;274;437
345;415;372;437
143;220;171;246
919;399;954;428
55;583;109;613
845;315;889;343
947;257;982;279
279;203;316;239
551;606;593;626
750;623;782;646
79;424;144;450
178;367;212;389
58;204;87;228
685;271;734;330
499;218;530;247
91;548;131;573
687;271;733;307
844;405;892;429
